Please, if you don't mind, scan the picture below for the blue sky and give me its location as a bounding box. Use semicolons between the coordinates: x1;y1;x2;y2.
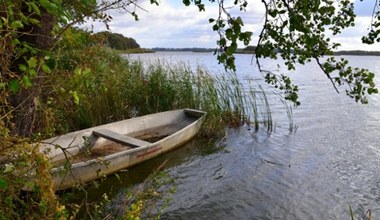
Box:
86;0;380;51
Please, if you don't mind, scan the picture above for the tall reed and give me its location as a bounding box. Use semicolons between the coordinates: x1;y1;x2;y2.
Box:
41;46;275;137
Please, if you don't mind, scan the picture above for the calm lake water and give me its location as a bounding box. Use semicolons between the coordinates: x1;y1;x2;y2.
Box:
83;52;380;219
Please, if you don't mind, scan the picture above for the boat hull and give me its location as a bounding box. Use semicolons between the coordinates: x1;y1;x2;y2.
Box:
38;109;206;191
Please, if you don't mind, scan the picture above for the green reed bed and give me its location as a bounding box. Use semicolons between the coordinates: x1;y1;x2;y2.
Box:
248;84;273;132
42;46;275;137
214;71;275;132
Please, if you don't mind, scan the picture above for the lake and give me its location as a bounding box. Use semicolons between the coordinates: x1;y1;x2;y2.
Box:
84;52;380;219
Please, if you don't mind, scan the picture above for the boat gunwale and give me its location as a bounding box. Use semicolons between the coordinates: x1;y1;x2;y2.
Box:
50;109;206;171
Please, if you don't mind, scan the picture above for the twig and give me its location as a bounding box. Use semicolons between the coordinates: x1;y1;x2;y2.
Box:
255;0;269;72
314;56;340;93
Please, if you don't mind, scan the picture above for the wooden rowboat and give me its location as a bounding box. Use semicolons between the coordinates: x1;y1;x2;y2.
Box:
38;109;206;191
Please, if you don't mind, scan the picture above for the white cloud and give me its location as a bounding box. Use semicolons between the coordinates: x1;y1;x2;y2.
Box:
103;0;220;47
83;0;380;50
334;16;380;51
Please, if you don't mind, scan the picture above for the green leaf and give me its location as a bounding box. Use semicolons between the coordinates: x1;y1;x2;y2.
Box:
27;57;38;68
28;18;40;25
131;12;139;21
212;24;219;31
70;90;80;105
197;4;205;11
20;12;29;24
183;0;190;6
28;2;41;15
226;57;236;70
28;68;37;77
74;67;81;76
19;64;27;72
150;0;159;5
268;10;278;18
228;42;238;54
8;79;20;93
23;75;33;88
41;64;51;73
225;28;233;40
235;17;244;25
12;38;20;46
73;93;79;105
7;5;14;20
39;0;59;14
0;178;7;190
218;38;226;46
11;20;24;29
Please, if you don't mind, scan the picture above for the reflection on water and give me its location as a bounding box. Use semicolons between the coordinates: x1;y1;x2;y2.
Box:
81;53;380;219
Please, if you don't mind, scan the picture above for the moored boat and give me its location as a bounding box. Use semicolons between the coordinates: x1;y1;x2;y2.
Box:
38;108;206;191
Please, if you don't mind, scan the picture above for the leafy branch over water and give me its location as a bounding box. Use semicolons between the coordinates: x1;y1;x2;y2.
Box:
184;0;379;105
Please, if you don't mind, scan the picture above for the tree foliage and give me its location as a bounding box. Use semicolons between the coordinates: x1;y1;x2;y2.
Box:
95;31;140;50
183;0;378;105
0;0;140;136
255;0;378;104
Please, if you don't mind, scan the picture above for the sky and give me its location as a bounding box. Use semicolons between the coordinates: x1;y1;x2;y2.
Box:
85;0;380;51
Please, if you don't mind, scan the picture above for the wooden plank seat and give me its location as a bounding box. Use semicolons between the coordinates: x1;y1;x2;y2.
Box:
93;129;150;148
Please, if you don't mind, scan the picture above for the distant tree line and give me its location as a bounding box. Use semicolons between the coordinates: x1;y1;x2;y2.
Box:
333;50;380;56
152;47;214;52
95;31;140;50
151;46;257;53
153;46;380;56
239;47;380;56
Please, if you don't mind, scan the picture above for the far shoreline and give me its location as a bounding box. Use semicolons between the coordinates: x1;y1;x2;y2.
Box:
148;47;380;56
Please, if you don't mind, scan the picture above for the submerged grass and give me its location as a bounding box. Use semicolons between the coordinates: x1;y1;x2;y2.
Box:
40;46;276;138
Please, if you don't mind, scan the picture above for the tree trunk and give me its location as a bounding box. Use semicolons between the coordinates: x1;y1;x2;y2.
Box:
10;9;56;137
